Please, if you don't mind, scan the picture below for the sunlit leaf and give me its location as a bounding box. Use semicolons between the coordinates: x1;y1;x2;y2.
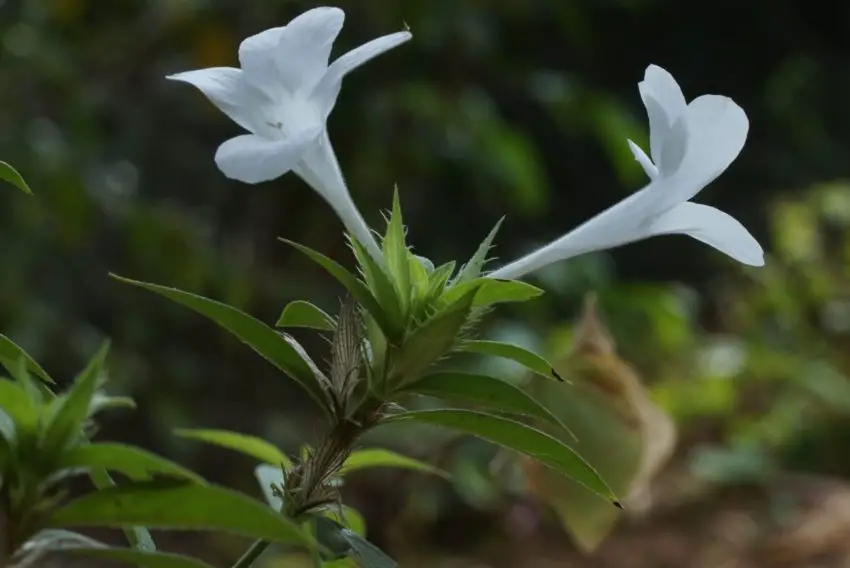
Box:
111;275;330;413
276;300;335;331
176;428;291;469
48;480;313;547
385;409;616;503
340;448;448;479
57;443;204;482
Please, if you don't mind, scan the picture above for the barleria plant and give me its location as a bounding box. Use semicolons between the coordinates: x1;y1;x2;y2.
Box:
0;5;766;568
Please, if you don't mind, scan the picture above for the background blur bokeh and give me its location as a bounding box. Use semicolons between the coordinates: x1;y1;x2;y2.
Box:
3;0;850;566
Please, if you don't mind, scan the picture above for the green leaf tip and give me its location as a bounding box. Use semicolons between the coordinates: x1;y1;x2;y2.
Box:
0;160;33;194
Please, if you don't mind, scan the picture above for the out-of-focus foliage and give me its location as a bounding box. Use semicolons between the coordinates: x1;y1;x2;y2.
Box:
3;0;850;565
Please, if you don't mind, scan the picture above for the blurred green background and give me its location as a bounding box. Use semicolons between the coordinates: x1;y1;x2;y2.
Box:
3;0;850;566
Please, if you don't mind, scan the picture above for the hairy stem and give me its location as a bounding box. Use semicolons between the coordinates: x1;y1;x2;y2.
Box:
230;399;384;568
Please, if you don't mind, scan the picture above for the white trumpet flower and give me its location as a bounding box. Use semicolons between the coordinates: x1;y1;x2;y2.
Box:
167;7;411;259
489;64;764;280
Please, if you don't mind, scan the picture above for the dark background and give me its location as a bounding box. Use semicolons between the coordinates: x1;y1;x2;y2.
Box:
3;0;850;566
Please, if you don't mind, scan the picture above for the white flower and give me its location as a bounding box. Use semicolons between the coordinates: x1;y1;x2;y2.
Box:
166;7;411;259
488;64;764;280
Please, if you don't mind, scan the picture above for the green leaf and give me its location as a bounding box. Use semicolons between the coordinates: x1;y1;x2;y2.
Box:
89;469;157;552
350;237;405;336
339;527;397;568
41;342;109;456
89;393;136;415
389;287;479;386
255;463;285;510
64;548;215;568
381;188;411;314
402;372;573;438
57;443;204;482
175;428;292;469
475;279;544;306
408;254;430;298
111;274;330;413
340;448;449;479
457;340;564;382
276;300;335;331
0;379;38;433
0;160;32;194
280;239;396;340
0;334;53;383
384;409;616;503
324;506;367;537
48;480;314;547
455;217;504;283
442;278;543;308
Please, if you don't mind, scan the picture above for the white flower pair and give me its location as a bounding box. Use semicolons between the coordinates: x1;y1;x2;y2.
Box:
168;6;764;279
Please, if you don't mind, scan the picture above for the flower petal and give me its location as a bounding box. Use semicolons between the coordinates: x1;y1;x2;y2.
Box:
654;95;749;211
214;130;320;184
486;186;657;280
239;8;345;96
294;131;382;259
166;67;265;133
627;139;659;180
646;202;764;266
312;30;412;117
639;65;687;168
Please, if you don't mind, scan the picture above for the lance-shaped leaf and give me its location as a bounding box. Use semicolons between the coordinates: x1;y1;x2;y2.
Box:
64;548;216;568
41;342;109;456
402;372;573;439
175;428;292;469
457;340;564;382
384;409;616;503
89;469;157;552
0;334;53;383
522;293;676;552
47;480;314;547
455;217;504;283
276;300;335;331
111;275;330;413
0;160;32;194
389;287;479;386
343;529;397;568
57;443;204;482
280;239;397;340
340;448;449;479
381;188;412;314
441;278;543;308
314;517;397;568
0;379;38;433
350;237;406;335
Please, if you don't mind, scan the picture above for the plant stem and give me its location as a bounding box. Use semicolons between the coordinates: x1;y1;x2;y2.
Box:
230;395;384;568
231;539;270;568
